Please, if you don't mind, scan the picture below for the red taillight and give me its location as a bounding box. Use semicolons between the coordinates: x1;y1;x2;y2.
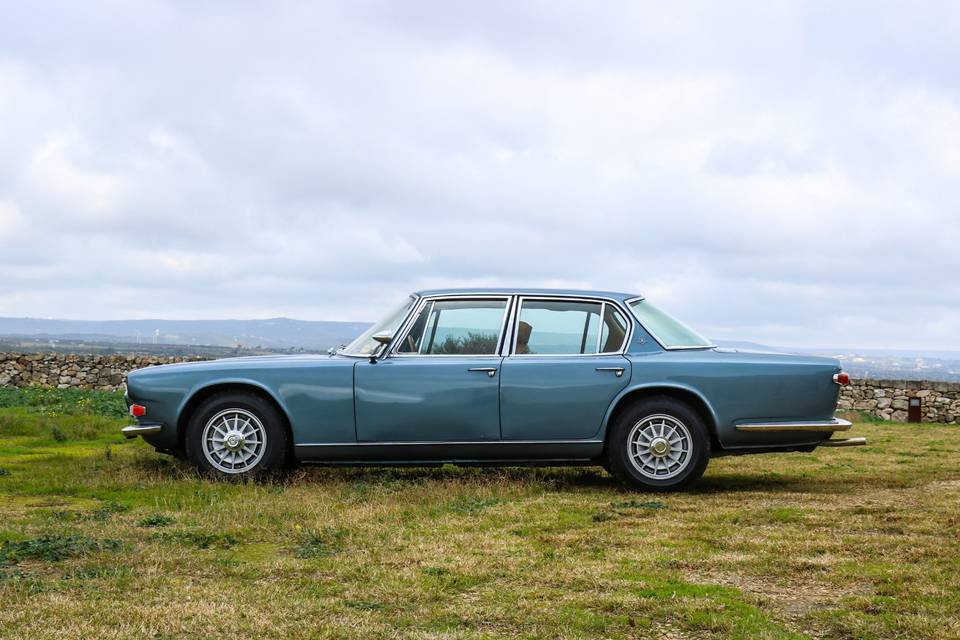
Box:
129;404;146;417
833;372;850;386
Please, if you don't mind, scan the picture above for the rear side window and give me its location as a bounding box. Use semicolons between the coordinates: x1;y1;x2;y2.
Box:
397;299;508;355
515;300;603;355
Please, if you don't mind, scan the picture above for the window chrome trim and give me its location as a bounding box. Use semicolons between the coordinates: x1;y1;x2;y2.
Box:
416;300;437;355
498;295;520;357
508;295;634;357
595;302;605;354
601;302;629;354
387;294;512;358
624;296;716;351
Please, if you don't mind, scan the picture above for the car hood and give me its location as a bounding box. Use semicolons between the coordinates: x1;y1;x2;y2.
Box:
127;353;355;378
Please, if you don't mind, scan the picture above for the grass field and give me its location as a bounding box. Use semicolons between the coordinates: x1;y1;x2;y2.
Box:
1;388;959;639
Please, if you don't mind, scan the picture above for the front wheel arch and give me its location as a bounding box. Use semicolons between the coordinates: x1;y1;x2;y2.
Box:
177;383;294;460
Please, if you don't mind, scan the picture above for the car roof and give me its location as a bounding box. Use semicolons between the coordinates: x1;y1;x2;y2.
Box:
413;287;641;302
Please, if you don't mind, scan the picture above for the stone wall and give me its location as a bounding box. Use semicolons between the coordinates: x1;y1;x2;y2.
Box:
838;378;960;424
1;352;959;424
0;353;208;390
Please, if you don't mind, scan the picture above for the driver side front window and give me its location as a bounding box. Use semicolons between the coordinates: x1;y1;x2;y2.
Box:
396;299;508;355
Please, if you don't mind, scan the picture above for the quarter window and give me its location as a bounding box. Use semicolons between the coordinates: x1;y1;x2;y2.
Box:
397;299;507;355
600;305;628;353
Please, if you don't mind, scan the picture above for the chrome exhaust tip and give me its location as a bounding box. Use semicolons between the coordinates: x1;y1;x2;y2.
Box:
819;437;866;447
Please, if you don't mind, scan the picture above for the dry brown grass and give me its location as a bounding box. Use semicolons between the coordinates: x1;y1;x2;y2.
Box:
2;409;959;639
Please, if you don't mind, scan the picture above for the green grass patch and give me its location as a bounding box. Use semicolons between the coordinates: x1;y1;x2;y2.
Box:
0;387;128;419
610;499;669;510
137;514;175;528
448;495;502;514
1;535;121;563
293;526;344;558
151;530;240;549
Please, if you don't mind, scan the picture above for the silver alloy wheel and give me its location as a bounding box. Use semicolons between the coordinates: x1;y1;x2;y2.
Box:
626;413;693;480
201;408;267;474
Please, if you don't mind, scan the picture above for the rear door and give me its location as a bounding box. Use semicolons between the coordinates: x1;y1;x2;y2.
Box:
354;296;510;442
499;297;631;440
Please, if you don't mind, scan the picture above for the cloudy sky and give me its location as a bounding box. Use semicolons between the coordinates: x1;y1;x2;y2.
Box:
1;1;958;350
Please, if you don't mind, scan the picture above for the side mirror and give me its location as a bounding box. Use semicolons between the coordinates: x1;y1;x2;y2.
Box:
369;333;392;363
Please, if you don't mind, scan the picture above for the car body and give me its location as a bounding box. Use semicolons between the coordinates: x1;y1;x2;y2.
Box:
123;288;862;490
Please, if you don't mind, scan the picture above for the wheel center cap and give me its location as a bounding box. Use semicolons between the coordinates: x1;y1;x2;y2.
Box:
225;432;243;451
650;438;670;456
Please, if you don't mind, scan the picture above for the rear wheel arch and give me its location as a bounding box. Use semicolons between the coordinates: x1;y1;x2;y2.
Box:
602;385;719;452
177;382;294;455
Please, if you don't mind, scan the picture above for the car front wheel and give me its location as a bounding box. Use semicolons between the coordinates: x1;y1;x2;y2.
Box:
606;396;710;491
185;391;289;478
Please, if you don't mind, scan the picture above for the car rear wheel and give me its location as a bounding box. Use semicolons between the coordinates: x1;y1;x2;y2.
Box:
606;397;710;491
185;391;290;478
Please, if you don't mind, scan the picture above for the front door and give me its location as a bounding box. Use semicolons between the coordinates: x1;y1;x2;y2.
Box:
354;297;509;442
500;298;631;440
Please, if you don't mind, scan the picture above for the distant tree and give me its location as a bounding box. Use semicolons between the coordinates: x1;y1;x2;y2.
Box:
431;332;498;355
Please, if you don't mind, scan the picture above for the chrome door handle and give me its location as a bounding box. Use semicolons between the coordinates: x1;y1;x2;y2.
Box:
596;367;624;377
468;367;498;378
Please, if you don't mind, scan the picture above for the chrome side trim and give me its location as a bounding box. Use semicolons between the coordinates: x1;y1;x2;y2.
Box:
819;437;867;447
121;424;162;439
735;418;853;433
297;439;605;447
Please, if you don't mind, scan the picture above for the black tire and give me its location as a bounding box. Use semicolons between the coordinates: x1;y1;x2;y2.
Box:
606;396;710;492
184;391;291;478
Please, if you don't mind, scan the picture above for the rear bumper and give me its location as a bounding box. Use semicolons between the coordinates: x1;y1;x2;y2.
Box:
122;424;163;439
734;418;852;433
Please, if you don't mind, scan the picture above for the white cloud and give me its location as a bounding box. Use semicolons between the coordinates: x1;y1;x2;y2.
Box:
0;1;957;350
0;201;23;239
26;133;127;218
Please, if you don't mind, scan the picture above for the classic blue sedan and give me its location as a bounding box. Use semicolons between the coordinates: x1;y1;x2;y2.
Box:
123;288;861;490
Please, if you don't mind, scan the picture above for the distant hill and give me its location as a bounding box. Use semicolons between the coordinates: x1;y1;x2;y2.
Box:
0;317;371;351
1;318;957;381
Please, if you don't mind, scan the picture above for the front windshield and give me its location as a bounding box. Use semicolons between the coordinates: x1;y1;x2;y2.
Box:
341;297;416;355
628;299;713;349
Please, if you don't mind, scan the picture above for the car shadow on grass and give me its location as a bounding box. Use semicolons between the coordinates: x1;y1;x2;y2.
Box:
128;454;881;496
691;472;901;496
